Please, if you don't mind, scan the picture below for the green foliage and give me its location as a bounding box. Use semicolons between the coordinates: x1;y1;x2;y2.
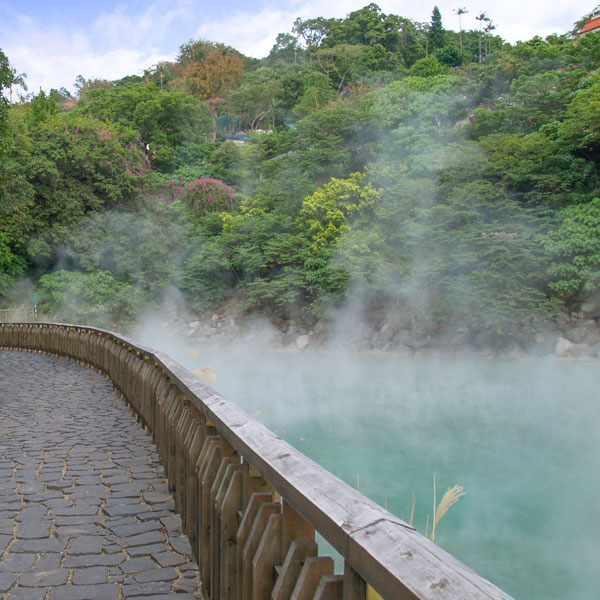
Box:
77;83;212;171
428;6;445;50
24;114;138;235
541;198;600;301
410;57;445;77
6;21;600;339
37;269;150;328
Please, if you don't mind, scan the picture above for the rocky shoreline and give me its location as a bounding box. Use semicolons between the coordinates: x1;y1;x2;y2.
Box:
172;301;600;361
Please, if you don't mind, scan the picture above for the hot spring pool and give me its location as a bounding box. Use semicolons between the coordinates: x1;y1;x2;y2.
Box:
136;331;599;600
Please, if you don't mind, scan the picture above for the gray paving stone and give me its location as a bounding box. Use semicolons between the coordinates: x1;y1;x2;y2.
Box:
152;552;187;568
10;539;67;553
15;507;46;522
126;544;168;557
121;581;171;597
109;521;162;538
69;535;104;555
17;520;52;539
159;515;181;532
132;596;195;600
103;504;145;517
72;566;109;584
49;583;120;599
120;557;157;574
133;567;178;583
6;588;48;600
0;534;12;553
55;524;99;537
0;571;17;593
19;568;69;586
34;553;62;572
118;531;165;548
0;553;37;571
63;554;126;568
169;536;192;556
174;578;198;593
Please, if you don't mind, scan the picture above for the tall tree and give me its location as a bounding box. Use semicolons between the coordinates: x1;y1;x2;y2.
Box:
429;6;445;51
178;40;245;138
454;7;468;52
476;12;490;63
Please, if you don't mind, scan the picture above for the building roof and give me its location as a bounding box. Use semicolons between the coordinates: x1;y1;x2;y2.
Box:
580;15;600;34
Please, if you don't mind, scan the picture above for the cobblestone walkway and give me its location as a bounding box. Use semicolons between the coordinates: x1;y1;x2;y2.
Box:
0;350;203;600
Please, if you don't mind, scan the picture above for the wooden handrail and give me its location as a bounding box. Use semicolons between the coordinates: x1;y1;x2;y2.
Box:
0;322;515;600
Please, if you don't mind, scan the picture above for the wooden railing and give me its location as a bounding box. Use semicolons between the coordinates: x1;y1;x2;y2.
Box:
0;322;515;600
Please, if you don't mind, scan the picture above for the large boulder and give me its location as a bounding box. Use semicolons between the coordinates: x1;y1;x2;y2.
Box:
555;337;588;357
295;334;310;350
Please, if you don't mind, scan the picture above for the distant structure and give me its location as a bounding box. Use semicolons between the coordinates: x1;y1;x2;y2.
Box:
222;130;250;144
579;6;600;35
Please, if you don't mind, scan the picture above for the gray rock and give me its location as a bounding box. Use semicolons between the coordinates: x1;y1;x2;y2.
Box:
295;334;310;350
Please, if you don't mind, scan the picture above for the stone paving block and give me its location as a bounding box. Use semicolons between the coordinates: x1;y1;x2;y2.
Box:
152;552;187;568
51;504;100;516
174;578;198;593
72;566;109;584
0;553;37;572
34;553;62;572
109;521;162;538
0;534;12;553
15;507;47;522
121;581;171;597
118;531;165;548
169;536;192;556
103;504;145;517
55;515;105;526
137;511;171;522
127;544;168;557
49;583;120;599
69;535;104;555
133;567;178;583
0;571;18;593
6;588;48;600
42;498;72;509
10;539;67;553
19;568;69;587
17;520;52;539
134;596;195;600
159;515;182;532
55;524;99;538
63;554;126;568
120;557;157;574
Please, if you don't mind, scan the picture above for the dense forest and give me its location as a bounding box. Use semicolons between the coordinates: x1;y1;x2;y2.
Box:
2;4;600;351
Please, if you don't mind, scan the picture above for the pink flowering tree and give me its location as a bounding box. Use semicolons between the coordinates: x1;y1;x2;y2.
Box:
179;177;238;214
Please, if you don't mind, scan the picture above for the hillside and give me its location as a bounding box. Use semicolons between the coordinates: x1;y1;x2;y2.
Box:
2;4;600;354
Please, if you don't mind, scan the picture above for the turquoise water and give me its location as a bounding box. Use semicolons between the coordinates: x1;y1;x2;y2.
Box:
136;330;599;600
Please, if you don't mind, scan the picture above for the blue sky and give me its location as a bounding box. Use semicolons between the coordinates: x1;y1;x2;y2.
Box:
0;0;594;95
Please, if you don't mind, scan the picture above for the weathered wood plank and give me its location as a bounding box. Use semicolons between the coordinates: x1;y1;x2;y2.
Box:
272;540;318;600
315;575;344;600
290;556;334;600
219;469;243;600
252;512;282;600
237;493;272;600
242;502;280;600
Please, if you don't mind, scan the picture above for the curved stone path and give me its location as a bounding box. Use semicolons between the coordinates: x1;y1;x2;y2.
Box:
0;350;203;600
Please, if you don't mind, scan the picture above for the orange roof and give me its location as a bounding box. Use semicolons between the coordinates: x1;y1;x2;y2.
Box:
580;15;600;34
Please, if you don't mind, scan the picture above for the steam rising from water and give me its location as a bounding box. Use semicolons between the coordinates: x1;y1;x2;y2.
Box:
132;318;599;600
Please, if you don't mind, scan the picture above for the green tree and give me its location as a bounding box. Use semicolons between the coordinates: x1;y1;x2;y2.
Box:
429;6;445;51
